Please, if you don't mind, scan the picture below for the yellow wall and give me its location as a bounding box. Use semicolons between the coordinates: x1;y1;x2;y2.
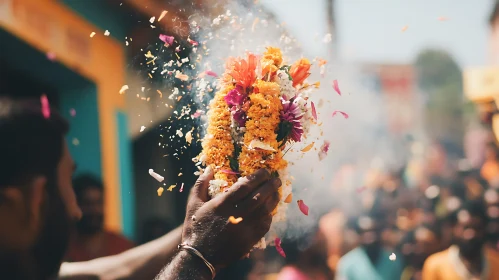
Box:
0;0;126;232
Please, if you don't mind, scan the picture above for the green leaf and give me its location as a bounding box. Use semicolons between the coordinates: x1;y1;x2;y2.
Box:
279;65;293;81
228;156;239;172
276;121;293;143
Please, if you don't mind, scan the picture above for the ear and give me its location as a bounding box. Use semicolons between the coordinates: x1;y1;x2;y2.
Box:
29;176;47;231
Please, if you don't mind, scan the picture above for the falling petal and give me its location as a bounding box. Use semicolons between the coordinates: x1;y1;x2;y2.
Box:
90;32;96;38
70;108;76;117
301;142;315;152
318;140;330;160
437;16;448;21
205;70;218;77
46;52;56;61
275;238;286;257
284;193;293;203
311;102;317;120
119;85;129;94
192;110;204;118
40;94;50;119
228;216;243;224
104;30;110;36
297;200;309;216
159;34;174;45
180;183;184;193
389;253;397;261
175;71;189;81
149;169;165;182
149;16;156;23
332;111;349;119
167;185;176;191
332;79;341;95
140;126;146;132
187;37;199;46
185;130;193;144
157;187;164;196
401;25;408;32
158;10;168;21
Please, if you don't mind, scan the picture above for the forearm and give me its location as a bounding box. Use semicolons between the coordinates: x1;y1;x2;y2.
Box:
59;226;182;280
155;251;212;280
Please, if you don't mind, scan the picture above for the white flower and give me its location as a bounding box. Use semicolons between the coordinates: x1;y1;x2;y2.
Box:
209;179;228;197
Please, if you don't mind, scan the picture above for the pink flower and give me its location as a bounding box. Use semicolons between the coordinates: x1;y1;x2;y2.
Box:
224;86;248;127
159;34;174;45
280;97;304;142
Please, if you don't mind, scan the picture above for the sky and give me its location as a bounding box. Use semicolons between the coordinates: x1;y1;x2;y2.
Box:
261;0;495;68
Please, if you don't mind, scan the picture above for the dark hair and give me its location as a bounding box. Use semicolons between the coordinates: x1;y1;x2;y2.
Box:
0;97;68;189
453;199;489;226
73;174;104;200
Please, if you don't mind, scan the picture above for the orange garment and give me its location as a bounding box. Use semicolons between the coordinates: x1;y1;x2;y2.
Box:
481;160;499;183
422;246;499;280
66;231;134;262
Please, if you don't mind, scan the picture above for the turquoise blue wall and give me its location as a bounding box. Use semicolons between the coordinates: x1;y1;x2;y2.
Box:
117;112;135;240
59;86;102;177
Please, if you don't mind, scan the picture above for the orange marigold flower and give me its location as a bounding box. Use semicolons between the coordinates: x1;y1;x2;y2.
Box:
261;47;283;77
226;53;257;89
289;58;311;87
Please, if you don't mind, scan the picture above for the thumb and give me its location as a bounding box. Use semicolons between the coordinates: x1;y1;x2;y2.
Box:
190;166;214;203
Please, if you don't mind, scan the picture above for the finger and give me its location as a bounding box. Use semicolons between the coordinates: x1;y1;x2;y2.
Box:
189;166;214;204
237;177;281;212
252;191;280;219
223;169;271;203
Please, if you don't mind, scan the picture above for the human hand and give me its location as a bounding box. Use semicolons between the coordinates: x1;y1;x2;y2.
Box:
182;167;281;271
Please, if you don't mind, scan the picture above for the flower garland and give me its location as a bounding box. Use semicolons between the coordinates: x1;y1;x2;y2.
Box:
199;46;317;248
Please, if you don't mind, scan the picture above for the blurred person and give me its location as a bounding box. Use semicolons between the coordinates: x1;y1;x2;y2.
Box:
481;142;499;185
66;174;134;262
422;200;499;279
0;97;281;280
399;224;441;280
484;188;499;250
335;212;404;280
140;217;173;245
274;228;333;280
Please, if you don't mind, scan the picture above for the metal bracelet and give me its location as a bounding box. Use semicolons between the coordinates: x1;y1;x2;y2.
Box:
178;243;216;279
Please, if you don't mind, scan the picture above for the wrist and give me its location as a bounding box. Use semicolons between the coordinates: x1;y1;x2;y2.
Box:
177;250;214;279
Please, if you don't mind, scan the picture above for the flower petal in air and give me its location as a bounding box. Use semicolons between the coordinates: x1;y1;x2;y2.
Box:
333;79;341;95
332;111;349;119
205;70;218;77
297;200;309;216
228;216;243;224
149;169;165;182
275;238;286;258
220;169;240;175
301;142;315;152
159;34;174;45
40;94;50;119
311;101;317;120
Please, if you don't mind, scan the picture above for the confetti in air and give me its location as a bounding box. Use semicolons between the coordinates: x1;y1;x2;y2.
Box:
158;10;168;21
332;111;349;119
301;142;315;152
389;253;397;261
119;85;129;94
149;169;165;183
46;52;56;61
332;79;341;95
157;187;164;196
228;216;243;224
40;94;50;119
159;34;174;46
297;200;309;216
275;238;286;258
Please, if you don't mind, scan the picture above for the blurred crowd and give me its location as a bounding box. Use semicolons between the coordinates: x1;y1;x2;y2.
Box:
64;134;499;280
252;135;499;280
